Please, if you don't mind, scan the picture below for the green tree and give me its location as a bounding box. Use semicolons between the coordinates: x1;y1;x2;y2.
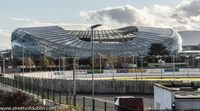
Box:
147;43;170;63
39;56;50;70
148;43;170;56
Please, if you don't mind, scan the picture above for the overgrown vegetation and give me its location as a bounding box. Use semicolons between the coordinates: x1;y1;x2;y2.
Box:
0;90;80;111
55;107;81;111
0;91;42;107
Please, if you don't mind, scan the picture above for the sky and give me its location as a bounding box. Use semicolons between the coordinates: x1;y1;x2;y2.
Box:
0;0;200;49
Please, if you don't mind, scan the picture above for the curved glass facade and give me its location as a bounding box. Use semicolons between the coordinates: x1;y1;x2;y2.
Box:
11;26;182;59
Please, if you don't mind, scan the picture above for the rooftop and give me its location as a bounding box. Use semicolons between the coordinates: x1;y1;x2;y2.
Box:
155;82;200;99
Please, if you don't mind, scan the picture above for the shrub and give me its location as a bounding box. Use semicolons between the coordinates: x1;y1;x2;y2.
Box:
0;91;42;107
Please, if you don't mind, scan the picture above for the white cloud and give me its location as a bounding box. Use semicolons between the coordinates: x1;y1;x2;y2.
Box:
80;0;200;31
10;17;111;30
176;0;200;17
10;17;55;27
8;0;200;31
10;17;37;22
0;29;11;49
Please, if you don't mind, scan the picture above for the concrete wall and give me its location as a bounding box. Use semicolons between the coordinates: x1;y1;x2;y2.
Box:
176;99;200;110
14;68;200;79
154;85;173;109
15;76;171;95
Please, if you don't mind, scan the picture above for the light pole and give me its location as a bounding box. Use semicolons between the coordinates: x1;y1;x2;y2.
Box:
99;54;102;80
135;55;138;79
29;51;32;72
22;40;25;90
22;42;25;73
3;56;5;74
132;55;134;78
73;56;76;106
62;57;65;72
2;55;9;74
172;54;175;77
158;55;164;79
156;55;163;78
186;56;189;77
91;24;102;101
199;58;200;72
140;56;143;80
58;57;60;71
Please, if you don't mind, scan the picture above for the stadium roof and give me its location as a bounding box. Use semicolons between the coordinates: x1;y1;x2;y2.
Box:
12;25;181;58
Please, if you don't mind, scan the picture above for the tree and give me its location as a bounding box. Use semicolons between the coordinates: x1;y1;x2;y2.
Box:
148;43;170;56
0;91;42;107
147;43;170;63
105;54;117;69
49;59;55;70
39;56;50;70
116;56;132;68
24;57;34;72
61;57;70;70
94;54;100;68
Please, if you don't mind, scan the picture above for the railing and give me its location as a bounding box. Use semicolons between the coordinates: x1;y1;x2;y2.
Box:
76;96;115;111
3;76;194;111
0;76;71;104
0;76;118;111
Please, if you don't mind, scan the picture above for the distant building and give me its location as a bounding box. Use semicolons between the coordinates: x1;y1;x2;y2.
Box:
0;49;13;73
0;49;12;60
178;31;200;60
179;50;200;57
11;25;182;59
154;82;200;110
179;31;200;51
178;31;200;46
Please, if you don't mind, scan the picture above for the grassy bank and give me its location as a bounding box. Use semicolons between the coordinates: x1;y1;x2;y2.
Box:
0;90;82;111
0;90;42;107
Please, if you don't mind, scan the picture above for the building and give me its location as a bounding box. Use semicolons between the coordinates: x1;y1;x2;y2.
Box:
178;31;200;59
179;31;200;51
0;49;13;73
11;25;182;60
154;82;200;110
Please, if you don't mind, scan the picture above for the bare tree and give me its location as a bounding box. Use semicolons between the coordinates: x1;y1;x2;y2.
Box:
24;57;34;72
105;54;117;69
94;54;100;68
49;59;55;70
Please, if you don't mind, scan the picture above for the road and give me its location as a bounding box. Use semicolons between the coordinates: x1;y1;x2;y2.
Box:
74;94;153;111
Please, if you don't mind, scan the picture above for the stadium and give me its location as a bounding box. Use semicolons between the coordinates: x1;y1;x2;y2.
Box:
11;25;182;59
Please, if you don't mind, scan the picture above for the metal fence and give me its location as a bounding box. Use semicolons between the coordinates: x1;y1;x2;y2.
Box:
0;76;119;111
74;96;115;111
0;76;72;104
2;76;193;111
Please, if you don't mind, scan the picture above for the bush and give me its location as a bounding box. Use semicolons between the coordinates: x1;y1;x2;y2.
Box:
0;91;42;107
